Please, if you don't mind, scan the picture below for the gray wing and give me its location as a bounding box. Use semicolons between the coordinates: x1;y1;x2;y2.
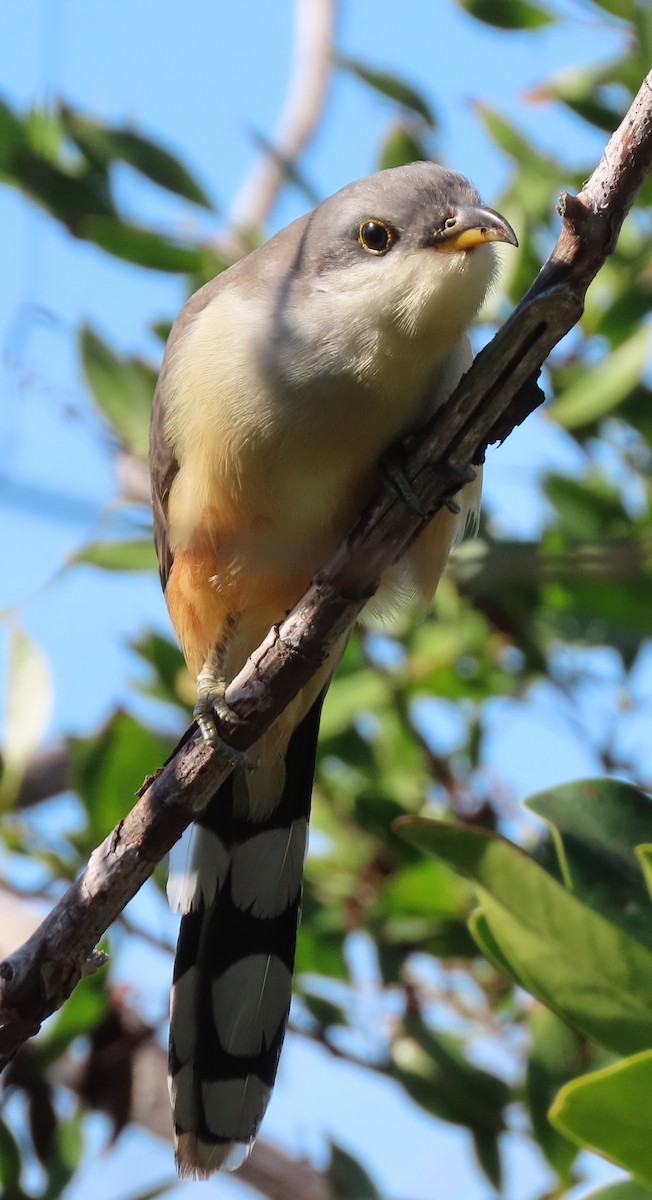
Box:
150;375;179;593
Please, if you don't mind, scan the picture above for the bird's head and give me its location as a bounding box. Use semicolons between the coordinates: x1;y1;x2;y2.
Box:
297;161;517;344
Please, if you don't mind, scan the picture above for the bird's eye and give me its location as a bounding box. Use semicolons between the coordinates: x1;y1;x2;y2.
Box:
358;219;395;255
444;216;458;231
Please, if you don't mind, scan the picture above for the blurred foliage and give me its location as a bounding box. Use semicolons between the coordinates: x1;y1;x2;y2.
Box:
2;1;652;1198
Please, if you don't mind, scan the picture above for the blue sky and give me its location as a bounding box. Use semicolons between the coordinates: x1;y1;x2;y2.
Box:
0;2;632;1197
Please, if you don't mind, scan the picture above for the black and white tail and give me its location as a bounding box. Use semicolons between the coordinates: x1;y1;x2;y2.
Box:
167;692;325;1176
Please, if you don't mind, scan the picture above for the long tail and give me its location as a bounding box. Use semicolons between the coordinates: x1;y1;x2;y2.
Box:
167;689;326;1177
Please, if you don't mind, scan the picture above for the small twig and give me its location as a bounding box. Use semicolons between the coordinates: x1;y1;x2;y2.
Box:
227;0;337;237
1;69;651;1069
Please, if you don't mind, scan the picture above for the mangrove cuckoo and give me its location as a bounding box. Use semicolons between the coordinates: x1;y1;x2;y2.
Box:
149;161;517;1176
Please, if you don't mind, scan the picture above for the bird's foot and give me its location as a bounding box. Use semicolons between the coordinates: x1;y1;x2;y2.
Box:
381;443;476;519
380;441;431;520
194;681;257;771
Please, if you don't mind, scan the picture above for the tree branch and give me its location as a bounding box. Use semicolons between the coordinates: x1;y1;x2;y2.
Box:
227;0;338;236
1;69;651;1068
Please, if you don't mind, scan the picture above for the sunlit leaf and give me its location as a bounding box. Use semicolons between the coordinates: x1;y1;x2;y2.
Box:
550;1051;652;1188
397;819;652;1056
73;538;158;573
380;858;471;917
549;326;652;430
580;1182;652;1200
635;845;652;902
587;0;635;17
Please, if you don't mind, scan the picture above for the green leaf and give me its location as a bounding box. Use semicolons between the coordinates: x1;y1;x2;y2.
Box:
81;215;210;273
39;972;108;1064
25;107;62;163
397;819;652;1056
472;1128;502;1191
8;150;116;230
468;908;523;984
337;56;436;127
131;631;188;710
378;123;430;171
41;1113;85;1200
320;668;391;738
299;991;346;1030
526;778;652;886
80;326;154;456
0;1115;25;1198
60;106;213;208
549;325;652;430
587;0;635;17
391;1011;509;1140
525;1007;581;1182
70;710;171;845
0;98;28;174
544;475;632;541
460;0;555;28
581;1183;652;1200
635;845;652;901
380;858;471;918
550;1051;652;1188
295;924;347;980
327;1140;380;1199
0;628;52;811
525;779;652;950
476;104;559;179
597;284;652;348
73;538;158;573
539;66;626;134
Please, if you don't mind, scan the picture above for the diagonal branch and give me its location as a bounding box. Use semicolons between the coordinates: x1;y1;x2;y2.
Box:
1;69;651;1069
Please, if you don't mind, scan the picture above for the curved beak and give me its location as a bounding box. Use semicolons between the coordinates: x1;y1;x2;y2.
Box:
435;204;518;251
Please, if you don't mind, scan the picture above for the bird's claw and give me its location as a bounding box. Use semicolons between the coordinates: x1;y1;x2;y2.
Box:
193;691;258;771
380;445;431;520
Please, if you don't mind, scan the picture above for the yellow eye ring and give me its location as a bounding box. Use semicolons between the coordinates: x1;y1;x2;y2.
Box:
358;219;396;255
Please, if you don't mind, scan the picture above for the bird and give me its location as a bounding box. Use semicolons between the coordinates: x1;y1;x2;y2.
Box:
149;160;517;1177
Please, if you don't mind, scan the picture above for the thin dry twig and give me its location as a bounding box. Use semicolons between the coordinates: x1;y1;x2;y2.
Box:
227;0;338;236
1;69;651;1069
